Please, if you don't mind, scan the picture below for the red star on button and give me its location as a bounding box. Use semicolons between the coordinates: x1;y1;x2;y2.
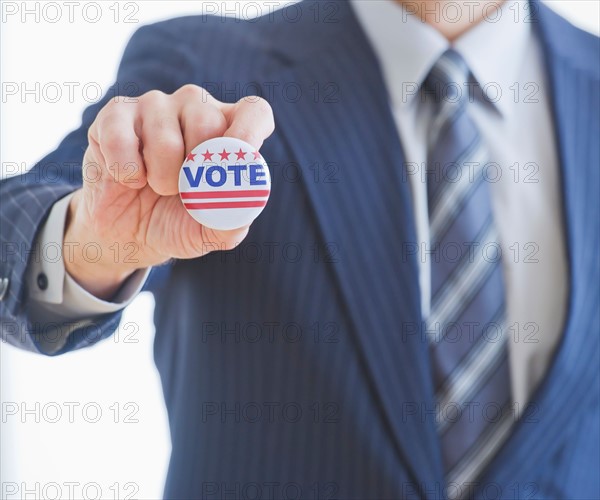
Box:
235;148;246;160
186;152;196;162
219;149;231;161
202;150;214;161
253;151;262;160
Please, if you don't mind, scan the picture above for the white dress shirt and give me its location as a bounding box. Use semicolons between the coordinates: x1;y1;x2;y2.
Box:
28;0;568;409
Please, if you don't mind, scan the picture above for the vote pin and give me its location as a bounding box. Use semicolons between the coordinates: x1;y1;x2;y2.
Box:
178;137;271;231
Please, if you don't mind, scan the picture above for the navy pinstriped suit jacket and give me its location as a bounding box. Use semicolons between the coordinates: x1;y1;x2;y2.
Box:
1;1;599;498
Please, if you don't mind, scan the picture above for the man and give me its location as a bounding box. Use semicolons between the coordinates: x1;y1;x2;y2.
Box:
1;0;598;498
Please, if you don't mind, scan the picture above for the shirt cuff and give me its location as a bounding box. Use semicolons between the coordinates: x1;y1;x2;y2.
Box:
27;192;150;320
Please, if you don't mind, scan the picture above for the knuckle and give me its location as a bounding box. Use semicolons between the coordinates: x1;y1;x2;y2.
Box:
141;89;166;105
177;84;210;103
100;97;123;112
97;100;127;125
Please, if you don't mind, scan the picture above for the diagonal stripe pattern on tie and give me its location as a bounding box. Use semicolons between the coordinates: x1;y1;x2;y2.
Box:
423;49;514;498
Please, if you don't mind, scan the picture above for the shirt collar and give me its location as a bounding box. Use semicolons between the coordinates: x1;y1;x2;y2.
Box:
350;0;532;117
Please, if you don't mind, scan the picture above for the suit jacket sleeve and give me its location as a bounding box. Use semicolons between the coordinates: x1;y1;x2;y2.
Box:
0;22;198;355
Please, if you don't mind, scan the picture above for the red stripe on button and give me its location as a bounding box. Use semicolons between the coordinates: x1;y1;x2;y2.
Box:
181;190;270;199
184;200;268;210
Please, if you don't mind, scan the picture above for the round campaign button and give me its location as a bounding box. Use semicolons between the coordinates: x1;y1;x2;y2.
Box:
178;137;271;231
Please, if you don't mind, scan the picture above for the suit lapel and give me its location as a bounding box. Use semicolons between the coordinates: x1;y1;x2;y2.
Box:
518;0;600;430
257;0;600;489
266;1;443;492
480;1;600;484
524;0;600;424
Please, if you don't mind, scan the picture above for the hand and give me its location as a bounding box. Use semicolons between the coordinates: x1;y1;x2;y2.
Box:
64;85;275;299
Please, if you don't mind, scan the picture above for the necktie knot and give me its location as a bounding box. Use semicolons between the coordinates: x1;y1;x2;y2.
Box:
423;49;471;107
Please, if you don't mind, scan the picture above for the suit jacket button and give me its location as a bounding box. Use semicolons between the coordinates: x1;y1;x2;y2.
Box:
0;277;9;301
37;273;48;291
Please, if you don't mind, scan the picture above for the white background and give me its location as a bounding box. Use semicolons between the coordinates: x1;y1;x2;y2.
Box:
1;1;598;499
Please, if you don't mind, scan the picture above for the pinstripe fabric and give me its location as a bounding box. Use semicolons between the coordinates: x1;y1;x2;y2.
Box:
423;51;512;494
1;1;598;499
475;7;600;498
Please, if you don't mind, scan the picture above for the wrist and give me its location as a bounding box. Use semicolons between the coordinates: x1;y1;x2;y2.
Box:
63;190;139;300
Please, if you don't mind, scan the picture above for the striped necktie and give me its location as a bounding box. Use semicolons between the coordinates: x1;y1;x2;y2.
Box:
424;49;514;498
